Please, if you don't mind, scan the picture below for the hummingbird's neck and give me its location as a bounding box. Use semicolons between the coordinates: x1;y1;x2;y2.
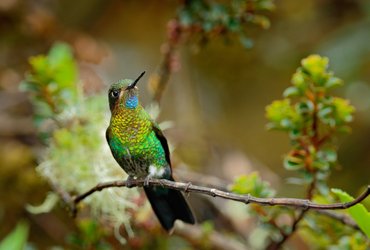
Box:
124;95;138;109
112;104;142;126
110;105;152;144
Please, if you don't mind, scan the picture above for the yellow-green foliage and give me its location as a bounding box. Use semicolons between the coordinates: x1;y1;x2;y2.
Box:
230;172;275;198
22;43;140;242
266;55;355;174
20;43;78;125
332;188;370;238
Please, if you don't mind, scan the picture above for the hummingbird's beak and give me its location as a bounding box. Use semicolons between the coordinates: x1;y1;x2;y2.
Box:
125;71;146;90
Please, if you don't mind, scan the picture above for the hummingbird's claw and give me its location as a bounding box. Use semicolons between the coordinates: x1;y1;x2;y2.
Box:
126;176;135;188
184;182;192;193
144;176;152;187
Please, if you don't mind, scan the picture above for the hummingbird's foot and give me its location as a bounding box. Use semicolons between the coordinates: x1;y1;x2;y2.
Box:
184;182;192;193
144;176;152;187
125;176;135;188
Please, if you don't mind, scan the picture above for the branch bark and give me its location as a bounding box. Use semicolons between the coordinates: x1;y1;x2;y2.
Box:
70;178;370;217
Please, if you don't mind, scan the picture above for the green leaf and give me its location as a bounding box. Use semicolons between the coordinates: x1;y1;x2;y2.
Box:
201;221;215;235
283;155;304;170
231;174;256;194
295;100;314;115
318;106;333;120
29;55;48;78
266;99;300;130
230;172;275;197
301;54;329;84
291;71;307;91
227;18;241;32
280;118;293;129
283;86;301;97
21;42;79;127
302;171;314;183
178;10;193;26
250;15;270;29
316;181;329;196
202;21;214;32
325;76;343;89
48;43;78;89
288;128;301;139
331;188;370;237
0;221;29;250
19;79;38;92
256;0;275;11
312;159;330;171
239;36;254;49
317;148;337;163
332;97;355;125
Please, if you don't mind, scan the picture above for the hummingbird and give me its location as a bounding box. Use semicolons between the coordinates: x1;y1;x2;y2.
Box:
106;71;195;231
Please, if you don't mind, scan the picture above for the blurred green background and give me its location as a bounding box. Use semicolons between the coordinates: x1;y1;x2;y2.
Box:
1;0;370;248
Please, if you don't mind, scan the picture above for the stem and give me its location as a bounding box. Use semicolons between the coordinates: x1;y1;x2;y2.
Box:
69;179;370;217
152;19;183;103
271;91;324;249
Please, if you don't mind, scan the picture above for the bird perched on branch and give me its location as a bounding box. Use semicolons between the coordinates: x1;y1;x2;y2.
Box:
106;71;195;231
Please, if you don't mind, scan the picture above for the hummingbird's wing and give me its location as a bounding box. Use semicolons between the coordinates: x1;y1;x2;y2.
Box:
151;122;171;168
105;127;111;144
146;123;196;231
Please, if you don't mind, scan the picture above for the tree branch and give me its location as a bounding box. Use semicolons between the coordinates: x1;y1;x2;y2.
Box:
174;169;359;234
69;178;370;217
151;19;182;103
267;209;307;250
269;176;318;249
315;210;360;231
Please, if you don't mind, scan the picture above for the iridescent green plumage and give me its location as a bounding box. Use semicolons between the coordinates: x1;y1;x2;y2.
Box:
106;72;195;231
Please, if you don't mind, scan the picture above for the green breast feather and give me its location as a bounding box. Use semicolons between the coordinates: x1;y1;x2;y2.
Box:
106;111;171;178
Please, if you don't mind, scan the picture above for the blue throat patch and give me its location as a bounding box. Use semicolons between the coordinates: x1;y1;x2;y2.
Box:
125;95;138;109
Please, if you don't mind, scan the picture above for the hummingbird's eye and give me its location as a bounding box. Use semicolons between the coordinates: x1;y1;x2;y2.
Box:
110;90;120;98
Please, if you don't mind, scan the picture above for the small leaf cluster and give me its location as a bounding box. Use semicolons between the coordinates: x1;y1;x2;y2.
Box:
230;172;275;198
177;0;274;48
20;43;78;126
266;55;355;176
332;188;370;238
266;55;354;134
22;43;139;244
230;173;283;249
230;54;363;248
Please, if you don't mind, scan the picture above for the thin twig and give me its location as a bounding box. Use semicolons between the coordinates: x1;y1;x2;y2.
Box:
268;209;308;250
270;177;318;248
315;210;359;231
152;19;182;103
271;179;317;249
49;180;74;206
178;170;361;233
70;178;370;217
269;95;325;249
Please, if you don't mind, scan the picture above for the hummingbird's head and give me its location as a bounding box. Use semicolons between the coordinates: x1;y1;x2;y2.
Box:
108;71;145;112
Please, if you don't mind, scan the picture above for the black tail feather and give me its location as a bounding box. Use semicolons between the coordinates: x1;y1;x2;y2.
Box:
144;178;195;231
